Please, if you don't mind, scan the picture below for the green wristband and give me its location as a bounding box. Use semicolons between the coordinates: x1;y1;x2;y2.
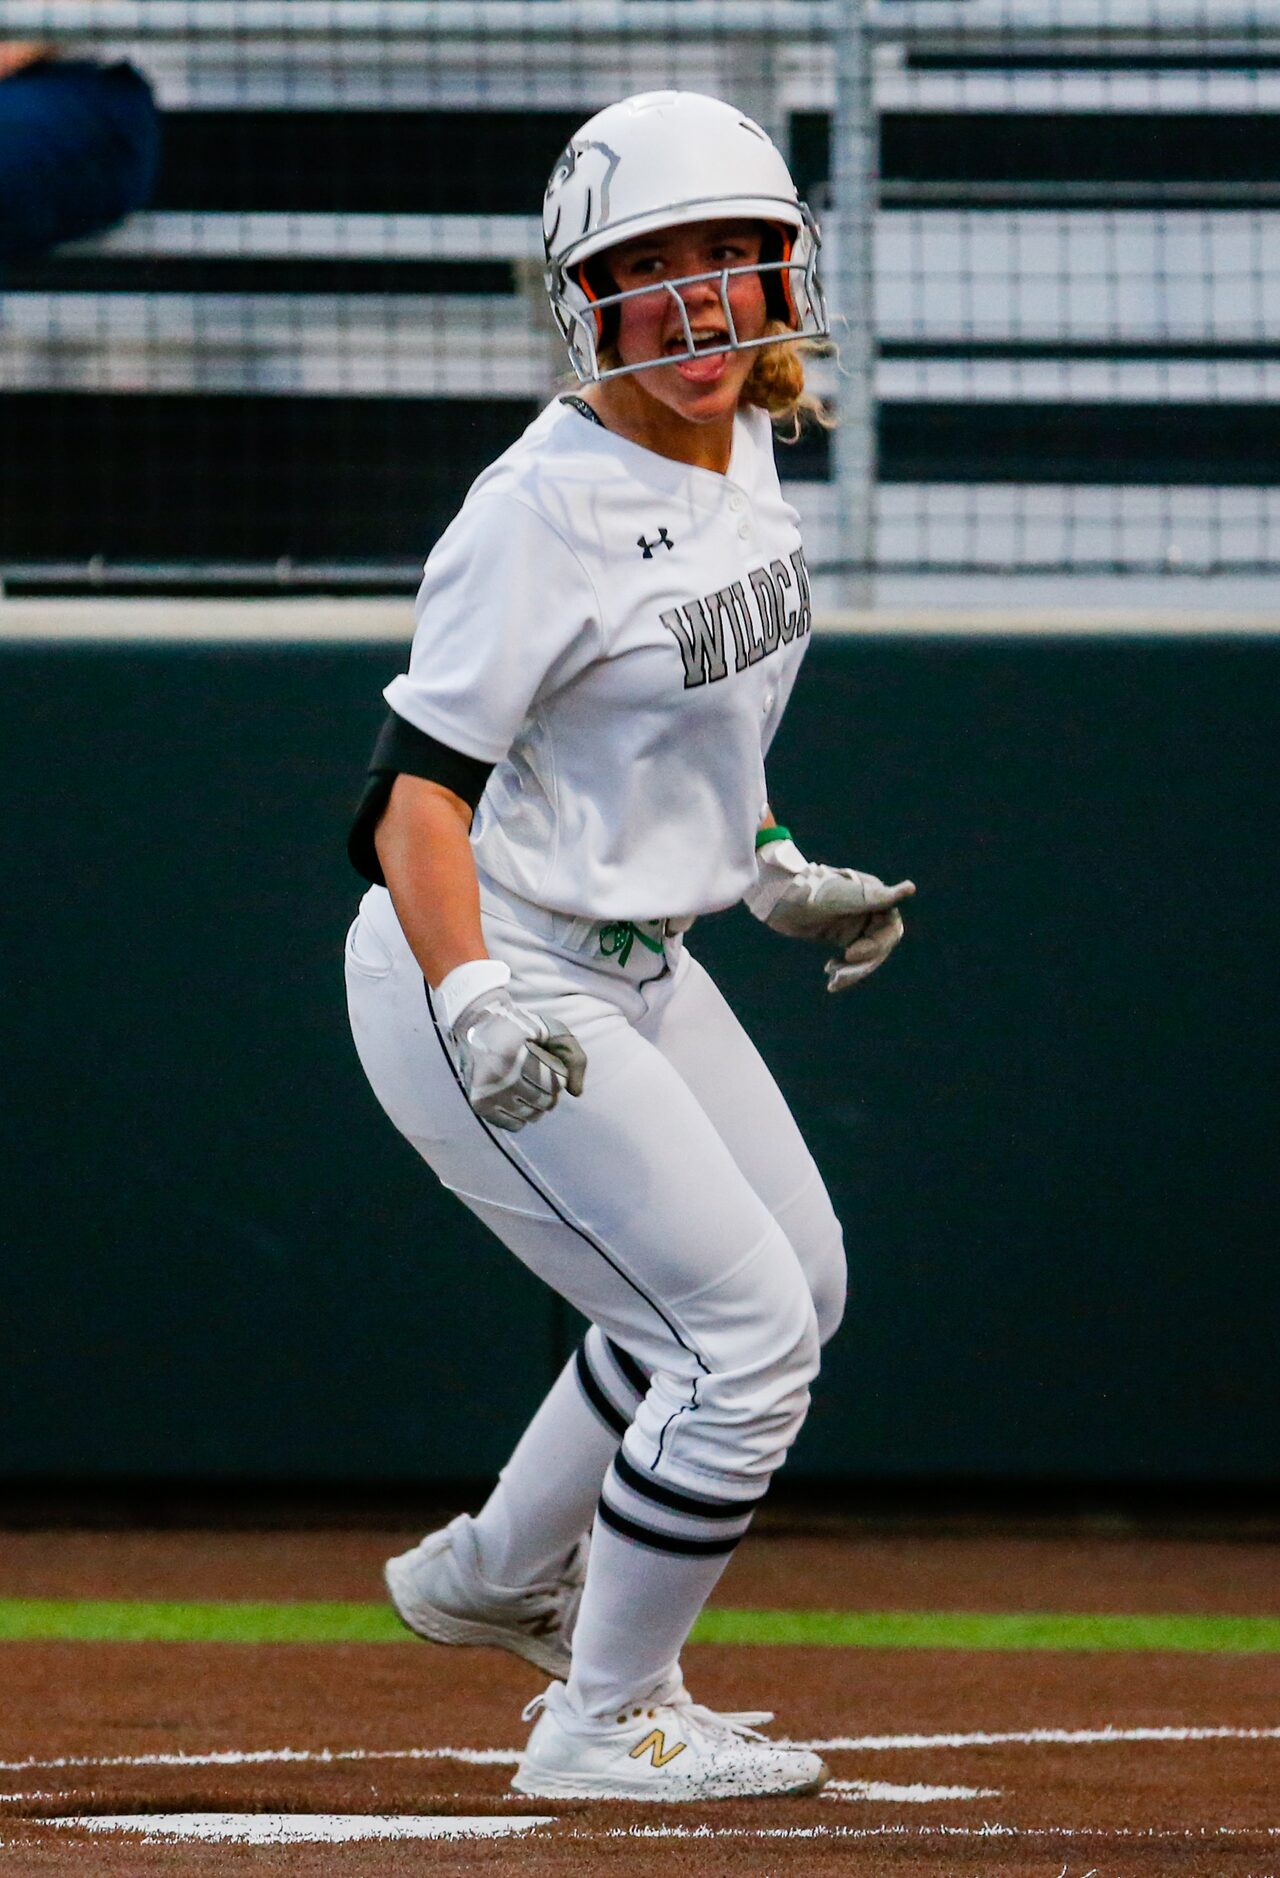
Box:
755;824;792;850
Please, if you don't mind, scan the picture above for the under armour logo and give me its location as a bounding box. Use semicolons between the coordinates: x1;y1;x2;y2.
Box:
638;527;674;559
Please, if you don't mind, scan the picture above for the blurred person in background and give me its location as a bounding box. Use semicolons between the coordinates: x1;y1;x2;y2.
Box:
0;34;159;270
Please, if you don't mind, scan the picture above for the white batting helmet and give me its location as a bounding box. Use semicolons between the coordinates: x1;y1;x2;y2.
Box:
543;90;828;383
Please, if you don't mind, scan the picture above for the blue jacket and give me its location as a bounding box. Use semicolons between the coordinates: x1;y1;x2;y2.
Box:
0;57;160;264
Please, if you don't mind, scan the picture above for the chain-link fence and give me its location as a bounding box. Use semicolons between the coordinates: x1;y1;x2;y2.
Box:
0;1;1276;599
875;0;1279;593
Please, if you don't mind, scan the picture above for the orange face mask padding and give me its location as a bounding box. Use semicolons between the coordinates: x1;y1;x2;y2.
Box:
577;266;605;339
778;232;797;327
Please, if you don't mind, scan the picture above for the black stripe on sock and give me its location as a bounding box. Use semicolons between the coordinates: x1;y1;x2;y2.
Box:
606;1337;650;1400
597;1494;744;1558
575;1342;629;1438
613;1449;764;1522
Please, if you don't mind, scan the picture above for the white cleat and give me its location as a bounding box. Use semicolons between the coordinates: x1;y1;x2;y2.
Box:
510;1681;829;1801
384;1515;585;1680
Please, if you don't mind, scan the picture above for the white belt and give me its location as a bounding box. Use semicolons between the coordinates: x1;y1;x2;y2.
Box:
476;871;692;964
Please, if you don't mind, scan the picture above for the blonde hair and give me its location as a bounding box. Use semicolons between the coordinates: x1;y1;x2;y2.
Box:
740;320;834;443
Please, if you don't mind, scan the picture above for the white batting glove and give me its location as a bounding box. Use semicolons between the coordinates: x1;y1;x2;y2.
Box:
743;835;915;993
437;960;587;1132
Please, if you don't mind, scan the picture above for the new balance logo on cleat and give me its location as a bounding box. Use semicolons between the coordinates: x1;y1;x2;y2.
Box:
638;527;674;558
629;1729;687;1768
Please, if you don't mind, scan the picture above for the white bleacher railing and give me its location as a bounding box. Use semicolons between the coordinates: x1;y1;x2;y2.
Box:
1;0;1276;589
31;206;1278;397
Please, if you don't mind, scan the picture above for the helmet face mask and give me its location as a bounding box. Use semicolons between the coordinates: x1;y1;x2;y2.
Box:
543;92;829;386
554;242;825;385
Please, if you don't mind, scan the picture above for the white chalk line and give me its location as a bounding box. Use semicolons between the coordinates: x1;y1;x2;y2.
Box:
0;1780;996;1810
789;1723;1280;1752
35;1813;553;1845
826;1781;1001;1802
578;1824;1280;1843
0;1744;518;1777
2;1721;1276;1783
6;1818;1279;1849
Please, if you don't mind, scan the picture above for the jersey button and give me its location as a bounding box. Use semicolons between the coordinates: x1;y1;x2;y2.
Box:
737;521;751;540
728;493;746;513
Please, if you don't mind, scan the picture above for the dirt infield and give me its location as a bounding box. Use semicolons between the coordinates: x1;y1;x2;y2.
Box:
1;1525;1277;1875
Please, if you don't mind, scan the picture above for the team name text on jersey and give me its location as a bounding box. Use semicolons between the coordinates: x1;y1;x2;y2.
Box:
659;548;812;689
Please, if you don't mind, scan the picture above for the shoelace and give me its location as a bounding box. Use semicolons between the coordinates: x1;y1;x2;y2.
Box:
672;1701;775;1745
520;1692;776;1738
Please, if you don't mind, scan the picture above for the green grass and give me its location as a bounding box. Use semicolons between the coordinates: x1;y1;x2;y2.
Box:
0;1599;403;1643
691;1608;1280;1653
1;1599;1277;1652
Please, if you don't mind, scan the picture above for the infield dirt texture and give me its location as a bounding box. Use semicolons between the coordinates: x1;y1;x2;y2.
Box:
0;1521;1277;1875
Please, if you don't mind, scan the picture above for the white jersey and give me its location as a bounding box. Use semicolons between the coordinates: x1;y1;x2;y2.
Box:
384;397;813;921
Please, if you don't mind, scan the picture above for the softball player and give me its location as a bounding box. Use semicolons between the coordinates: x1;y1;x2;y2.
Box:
345;91;913;1802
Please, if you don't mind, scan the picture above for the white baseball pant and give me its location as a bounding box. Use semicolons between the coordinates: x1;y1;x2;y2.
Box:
345;874;846;1543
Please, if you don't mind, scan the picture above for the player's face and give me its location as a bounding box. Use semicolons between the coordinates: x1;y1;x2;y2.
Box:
604;219;769;422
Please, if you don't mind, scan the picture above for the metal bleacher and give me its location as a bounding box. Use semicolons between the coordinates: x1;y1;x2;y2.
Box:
2;0;1279;599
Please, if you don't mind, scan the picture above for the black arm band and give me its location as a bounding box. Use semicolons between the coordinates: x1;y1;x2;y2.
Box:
346;708;495;887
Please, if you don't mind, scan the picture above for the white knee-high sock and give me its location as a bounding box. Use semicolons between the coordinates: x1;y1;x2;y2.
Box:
565;1449;763;1716
469;1328;647;1589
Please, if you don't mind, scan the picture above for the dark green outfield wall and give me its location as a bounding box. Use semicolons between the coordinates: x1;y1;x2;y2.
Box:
3;633;1277;1483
